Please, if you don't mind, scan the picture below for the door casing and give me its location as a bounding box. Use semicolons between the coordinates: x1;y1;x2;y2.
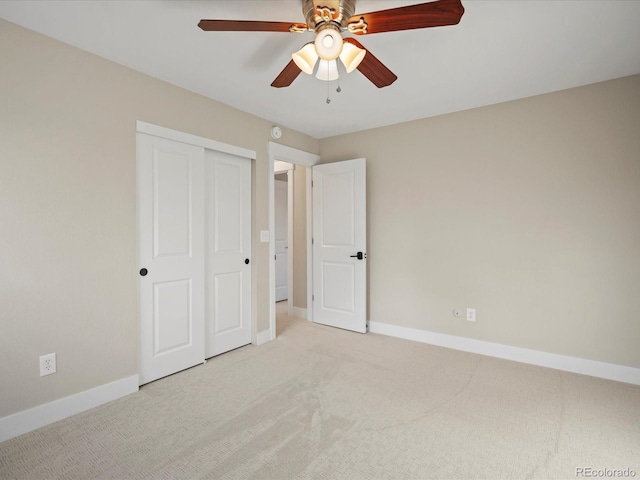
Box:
267;143;320;341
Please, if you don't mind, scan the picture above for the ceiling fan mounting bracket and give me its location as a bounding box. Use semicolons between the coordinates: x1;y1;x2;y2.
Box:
302;0;357;32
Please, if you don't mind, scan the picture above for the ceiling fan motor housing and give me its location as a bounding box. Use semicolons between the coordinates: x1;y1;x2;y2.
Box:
302;0;357;31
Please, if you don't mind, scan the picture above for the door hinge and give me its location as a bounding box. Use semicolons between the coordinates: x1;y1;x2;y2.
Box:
312;294;315;301
311;180;314;187
312;238;314;245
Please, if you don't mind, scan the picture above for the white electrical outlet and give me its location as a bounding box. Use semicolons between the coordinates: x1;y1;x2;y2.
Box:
466;308;476;322
40;353;57;376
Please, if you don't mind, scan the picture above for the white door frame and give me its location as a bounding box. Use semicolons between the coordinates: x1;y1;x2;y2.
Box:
137;122;254;160
274;162;294;306
267;142;320;341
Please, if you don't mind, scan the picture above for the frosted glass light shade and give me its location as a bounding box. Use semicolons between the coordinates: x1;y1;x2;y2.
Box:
339;42;366;73
315;59;339;81
314;28;343;60
292;43;318;75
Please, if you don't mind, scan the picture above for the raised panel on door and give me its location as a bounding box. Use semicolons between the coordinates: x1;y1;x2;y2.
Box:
153;150;192;257
321;170;355;247
214;272;242;333
274;179;288;302
321;262;355;313
312;158;366;333
275;253;288;302
138;133;205;385
153;279;192;354
205;149;251;358
214;161;242;253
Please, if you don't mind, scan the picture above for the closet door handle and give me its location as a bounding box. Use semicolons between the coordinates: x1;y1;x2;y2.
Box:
245;258;250;265
139;268;148;276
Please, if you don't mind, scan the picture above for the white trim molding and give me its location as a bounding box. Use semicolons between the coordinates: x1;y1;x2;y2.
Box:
137;121;255;160
269;142;321;167
369;322;640;386
292;307;308;320
0;375;139;443
306;166;313;322
274;160;294;173
256;329;272;346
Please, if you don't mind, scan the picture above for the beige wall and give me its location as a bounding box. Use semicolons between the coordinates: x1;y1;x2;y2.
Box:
292;165;307;309
2;16;638;423
320;75;640;369
0;19;319;418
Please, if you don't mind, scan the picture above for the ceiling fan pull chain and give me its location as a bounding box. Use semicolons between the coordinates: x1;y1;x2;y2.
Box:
326;76;331;104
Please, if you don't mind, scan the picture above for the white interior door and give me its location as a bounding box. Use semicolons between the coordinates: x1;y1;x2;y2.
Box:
312;158;367;333
137;133;205;384
274;179;288;302
205;150;252;358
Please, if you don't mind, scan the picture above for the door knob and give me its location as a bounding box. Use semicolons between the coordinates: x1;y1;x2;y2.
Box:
350;252;365;260
245;258;250;265
139;268;148;276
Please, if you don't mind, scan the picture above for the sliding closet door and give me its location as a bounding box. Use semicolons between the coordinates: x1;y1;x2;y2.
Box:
137;133;205;384
138;128;253;383
205;150;252;357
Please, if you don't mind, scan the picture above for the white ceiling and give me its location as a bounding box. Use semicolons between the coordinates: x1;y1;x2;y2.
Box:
2;0;640;139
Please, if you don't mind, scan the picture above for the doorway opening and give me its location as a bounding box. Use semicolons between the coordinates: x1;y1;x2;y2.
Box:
267;142;320;341
274;162;292;305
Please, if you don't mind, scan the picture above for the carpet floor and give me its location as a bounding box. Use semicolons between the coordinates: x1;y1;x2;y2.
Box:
1;306;639;479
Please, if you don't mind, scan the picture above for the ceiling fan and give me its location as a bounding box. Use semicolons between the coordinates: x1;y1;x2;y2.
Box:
198;0;464;89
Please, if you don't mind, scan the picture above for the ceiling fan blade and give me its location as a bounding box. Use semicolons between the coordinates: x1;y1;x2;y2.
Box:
348;0;464;35
343;38;397;88
198;20;309;33
271;60;303;88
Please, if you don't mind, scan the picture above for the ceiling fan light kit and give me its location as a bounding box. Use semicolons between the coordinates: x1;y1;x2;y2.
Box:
314;27;343;60
292;43;319;74
293;31;366;82
199;0;465;89
316;59;340;81
339;41;367;73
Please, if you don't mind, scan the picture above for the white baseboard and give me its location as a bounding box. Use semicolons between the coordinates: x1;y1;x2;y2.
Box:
256;329;273;346
368;321;640;386
0;375;139;443
291;307;307;320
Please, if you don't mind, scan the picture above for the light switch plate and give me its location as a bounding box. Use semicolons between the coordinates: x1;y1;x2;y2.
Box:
466;308;476;322
260;230;269;243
